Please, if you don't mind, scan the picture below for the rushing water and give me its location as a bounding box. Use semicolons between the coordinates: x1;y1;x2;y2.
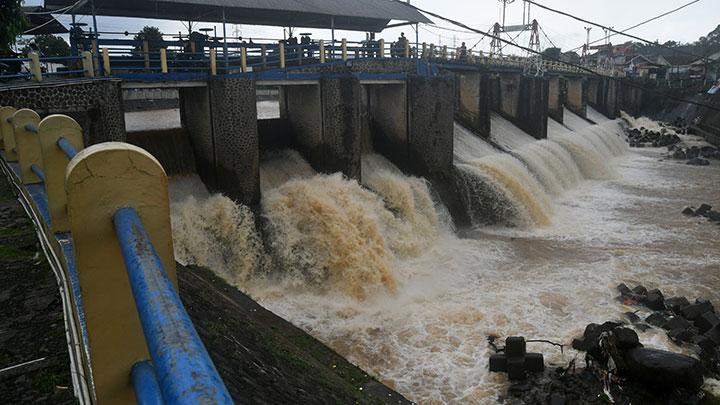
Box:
168;110;720;403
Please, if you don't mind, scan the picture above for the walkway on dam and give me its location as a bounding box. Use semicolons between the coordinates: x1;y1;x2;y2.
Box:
0;174;74;403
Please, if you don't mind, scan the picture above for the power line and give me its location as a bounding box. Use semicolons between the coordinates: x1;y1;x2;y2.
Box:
538;24;558;50
524;0;707;61
389;0;720;113
566;0;702;53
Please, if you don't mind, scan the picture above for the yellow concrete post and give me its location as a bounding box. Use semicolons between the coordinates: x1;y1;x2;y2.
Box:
38;115;83;233
102;48;111;76
341;38;348;61
442;45;447;60
241;47;247;73
160;48;168;73
319;40;325;63
404;41;410;58
429;44;435;59
142;40;150;69
12;109;42;185
378;39;385;58
143;39;150;69
422;42;427;59
210;48;217;75
0;106;17;155
82;51;94;78
279;42;285;68
29;52;42;82
65;142;175;405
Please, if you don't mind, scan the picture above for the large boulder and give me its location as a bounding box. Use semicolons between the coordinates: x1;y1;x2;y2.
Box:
624;348;704;391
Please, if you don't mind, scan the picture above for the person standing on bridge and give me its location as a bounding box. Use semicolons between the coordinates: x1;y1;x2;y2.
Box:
459;42;468;62
395;32;408;57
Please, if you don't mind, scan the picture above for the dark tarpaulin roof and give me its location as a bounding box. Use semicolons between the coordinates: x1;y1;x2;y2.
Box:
22;7;70;35
45;0;431;32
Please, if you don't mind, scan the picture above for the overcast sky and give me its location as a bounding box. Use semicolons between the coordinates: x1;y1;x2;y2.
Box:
23;0;718;55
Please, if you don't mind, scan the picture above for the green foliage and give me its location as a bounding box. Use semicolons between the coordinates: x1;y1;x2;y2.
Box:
22;34;70;57
133;26;164;53
0;0;28;54
541;47;561;60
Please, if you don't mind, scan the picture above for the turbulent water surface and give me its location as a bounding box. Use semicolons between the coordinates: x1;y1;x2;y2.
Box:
167;111;720;403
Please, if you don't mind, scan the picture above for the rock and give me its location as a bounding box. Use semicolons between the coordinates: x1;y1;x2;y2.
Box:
507;357;525;380
663;316;692;331
704;325;720;346
624;347;704;391
646;313;668;328
691;335;717;353
617;283;633;296
665;296;691;314
668;328;696;344
525;353;544;372
489;353;507;372
696;204;713;217
682;302;713;321
632;285;648;296
696;299;715;313
707;211;720;222
694;312;720;334
548;393;566;405
687;157;710;166
643;289;665;310
613;327;641;350
505;336;526;358
681;207;695;216
624;312;641;323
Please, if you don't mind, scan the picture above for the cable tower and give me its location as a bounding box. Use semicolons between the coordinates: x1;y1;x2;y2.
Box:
490;0;544;76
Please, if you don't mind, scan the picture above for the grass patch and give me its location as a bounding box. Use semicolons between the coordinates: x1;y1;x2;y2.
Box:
0;245;33;259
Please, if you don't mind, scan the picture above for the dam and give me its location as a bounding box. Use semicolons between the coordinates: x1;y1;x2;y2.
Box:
2;0;720;403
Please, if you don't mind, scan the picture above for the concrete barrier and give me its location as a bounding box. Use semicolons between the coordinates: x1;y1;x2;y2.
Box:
547;76;566;124
455;71;491;138
65;143;175;404
38;114;84;233
0;106;17;160
565;77;587;118
493;73;548;139
12;109;42;184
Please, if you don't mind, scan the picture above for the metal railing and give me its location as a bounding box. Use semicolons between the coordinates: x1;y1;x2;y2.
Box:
0;107;232;404
0;53;90;82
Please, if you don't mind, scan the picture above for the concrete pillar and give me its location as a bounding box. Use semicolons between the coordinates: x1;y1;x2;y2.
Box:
209;77;260;205
597;77;620;119
179;86;215;189
547;76;566;124
65;142;175;405
455;71;491;138
565;77;587;118
366;83;408;169
587;78;600;111
407;75;455;175
179;78;260;206
495;73;548;139
284;76;361;180
408;75;469;226
619;80;643;117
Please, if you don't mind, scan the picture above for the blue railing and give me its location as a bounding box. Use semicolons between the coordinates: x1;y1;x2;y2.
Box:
113;207;233;404
0;109;233;404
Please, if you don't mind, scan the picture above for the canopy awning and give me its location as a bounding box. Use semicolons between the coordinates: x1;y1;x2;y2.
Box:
45;0;432;32
22;7;70;35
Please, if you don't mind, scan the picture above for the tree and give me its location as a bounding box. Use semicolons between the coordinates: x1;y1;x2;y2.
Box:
22;35;70;57
133;26;164;53
541;47;561;60
0;0;28;54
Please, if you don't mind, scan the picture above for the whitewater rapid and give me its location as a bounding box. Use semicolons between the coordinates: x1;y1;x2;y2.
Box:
167;112;720;403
